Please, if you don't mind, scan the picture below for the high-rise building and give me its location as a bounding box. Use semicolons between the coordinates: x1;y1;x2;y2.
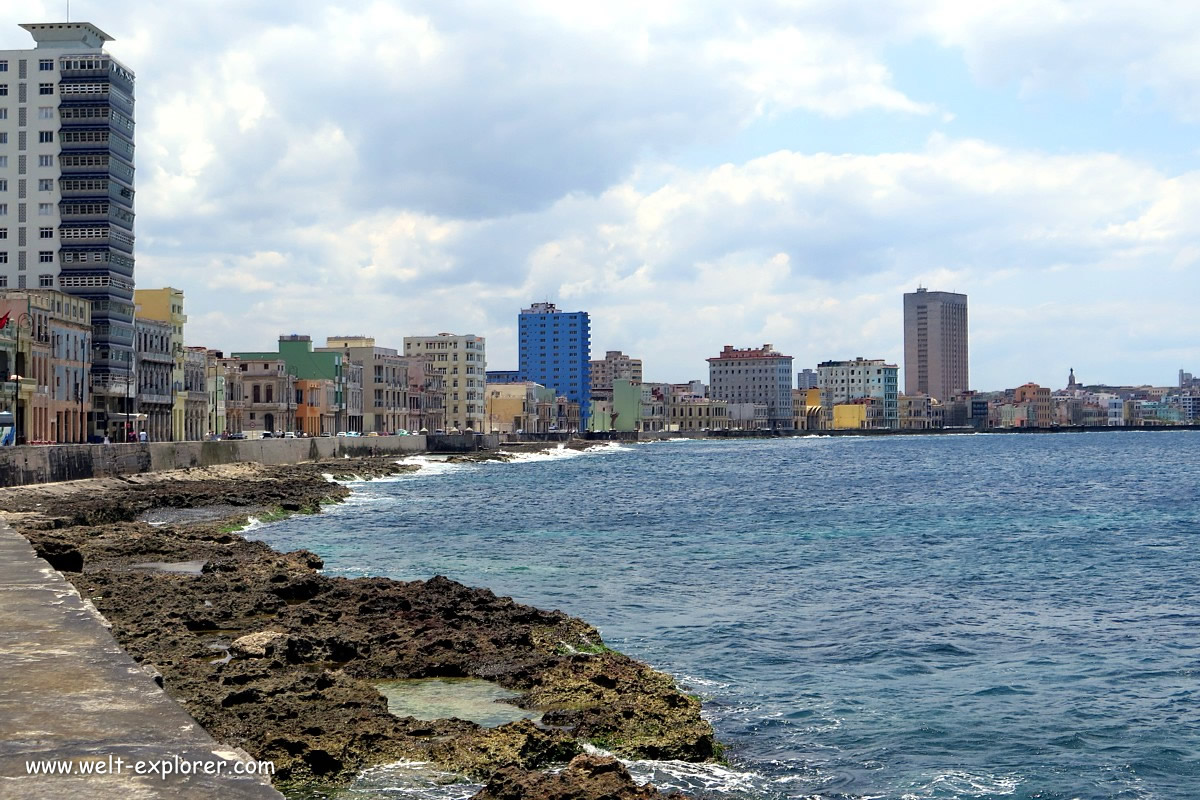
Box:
903;288;968;401
516;302;591;426
403;333;487;431
796;368;818;390
707;344;794;430
318;336;407;434
817;357;899;429
2;23;137;439
590;350;642;401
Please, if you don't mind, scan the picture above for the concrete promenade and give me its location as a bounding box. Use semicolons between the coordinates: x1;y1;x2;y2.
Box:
0;521;283;799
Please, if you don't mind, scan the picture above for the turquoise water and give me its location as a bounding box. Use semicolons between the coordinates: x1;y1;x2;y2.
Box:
375;678;538;728
255;433;1200;799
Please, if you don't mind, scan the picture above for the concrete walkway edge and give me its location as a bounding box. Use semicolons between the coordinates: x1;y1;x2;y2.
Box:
0;520;283;799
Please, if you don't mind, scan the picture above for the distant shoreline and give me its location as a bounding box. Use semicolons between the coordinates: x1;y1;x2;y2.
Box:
513;423;1200;445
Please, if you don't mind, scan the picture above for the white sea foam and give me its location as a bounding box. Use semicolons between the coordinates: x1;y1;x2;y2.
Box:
624;757;769;795
678;673;732;691
901;770;1022;798
236;515;263;533
397;455;473;477
503;441;631;463
346;759;481;799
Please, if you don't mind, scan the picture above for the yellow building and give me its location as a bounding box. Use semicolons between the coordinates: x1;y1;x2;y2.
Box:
832;404;868;430
485;383;528;434
792;388;825;431
134;288;187;440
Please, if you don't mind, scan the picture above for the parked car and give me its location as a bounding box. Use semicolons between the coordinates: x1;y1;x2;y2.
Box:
227;432;247;440
282;431;297;439
320;432;332;437
365;431;380;437
262;431;274;438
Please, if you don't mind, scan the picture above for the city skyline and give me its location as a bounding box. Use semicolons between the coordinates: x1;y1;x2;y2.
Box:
3;3;1198;390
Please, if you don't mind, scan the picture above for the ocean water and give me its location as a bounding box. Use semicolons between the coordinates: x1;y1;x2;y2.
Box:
251;432;1200;800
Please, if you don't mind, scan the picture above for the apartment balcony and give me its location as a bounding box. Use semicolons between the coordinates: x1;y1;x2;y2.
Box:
91;373;135;398
57;154;135;185
245;401;288;413
59;84;135;116
137;392;172;406
136;352;174;366
58;59;135;96
58;224;135;254
57;177;135;208
59;203;136;230
59;132;135;162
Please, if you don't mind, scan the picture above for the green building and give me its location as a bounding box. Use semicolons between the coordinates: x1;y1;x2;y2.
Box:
233;335;345;429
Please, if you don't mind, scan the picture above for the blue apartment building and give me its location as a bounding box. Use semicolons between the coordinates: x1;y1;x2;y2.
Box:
487;302;591;426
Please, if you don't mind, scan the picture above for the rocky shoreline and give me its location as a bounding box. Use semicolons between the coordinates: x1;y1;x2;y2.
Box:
0;449;714;799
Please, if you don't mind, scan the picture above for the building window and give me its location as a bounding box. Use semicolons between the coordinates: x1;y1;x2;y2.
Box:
39;83;53;95
38;204;52;216
39;251;53;263
0;253;6;263
0;179;5;190
39;59;53;71
0;84;6;96
0;204;6;216
0;157;6;168
38;179;53;192
37;107;53;119
39;227;52;239
39;274;52;287
38;131;54;143
38;155;53;167
0;228;6;239
0;276;5;287
0;61;6;72
17;275;25;289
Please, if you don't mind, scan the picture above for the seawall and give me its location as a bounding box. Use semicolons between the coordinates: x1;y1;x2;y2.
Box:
0;434;500;488
0;520;283;798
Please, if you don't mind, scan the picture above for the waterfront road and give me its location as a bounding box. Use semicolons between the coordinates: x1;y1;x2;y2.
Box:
0;521;282;799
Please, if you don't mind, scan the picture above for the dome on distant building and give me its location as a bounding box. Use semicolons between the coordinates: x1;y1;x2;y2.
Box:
1067;368;1079;390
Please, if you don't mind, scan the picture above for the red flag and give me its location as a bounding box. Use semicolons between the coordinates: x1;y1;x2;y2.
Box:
0;311;9;330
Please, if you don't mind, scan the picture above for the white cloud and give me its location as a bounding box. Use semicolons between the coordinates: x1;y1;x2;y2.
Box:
2;2;1199;391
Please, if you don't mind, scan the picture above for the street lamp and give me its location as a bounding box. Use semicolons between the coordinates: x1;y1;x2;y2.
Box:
9;312;33;446
209;360;217;439
126;349;134;443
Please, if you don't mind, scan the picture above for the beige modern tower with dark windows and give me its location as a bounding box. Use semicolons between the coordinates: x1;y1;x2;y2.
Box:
903;288;968;401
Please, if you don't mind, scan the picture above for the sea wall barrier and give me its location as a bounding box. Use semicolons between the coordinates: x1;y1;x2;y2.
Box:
0;434;500;488
0;521;284;798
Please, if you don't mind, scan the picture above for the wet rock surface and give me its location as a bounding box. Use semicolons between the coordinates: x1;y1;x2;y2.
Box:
471;754;685;800
0;457;714;797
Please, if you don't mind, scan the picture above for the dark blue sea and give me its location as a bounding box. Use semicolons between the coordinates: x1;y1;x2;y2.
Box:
251;432;1200;800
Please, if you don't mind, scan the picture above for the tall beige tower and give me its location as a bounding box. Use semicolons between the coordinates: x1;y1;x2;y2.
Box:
903;288;968;400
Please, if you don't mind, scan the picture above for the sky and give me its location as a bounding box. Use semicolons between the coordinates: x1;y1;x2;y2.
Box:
5;0;1200;390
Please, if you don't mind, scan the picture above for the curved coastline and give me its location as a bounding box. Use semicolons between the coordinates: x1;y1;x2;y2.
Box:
0;446;715;799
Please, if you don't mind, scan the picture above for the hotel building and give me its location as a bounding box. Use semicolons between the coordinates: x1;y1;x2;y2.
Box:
903;288;969;401
707;344;794;430
403;332;486;432
2;23;137;439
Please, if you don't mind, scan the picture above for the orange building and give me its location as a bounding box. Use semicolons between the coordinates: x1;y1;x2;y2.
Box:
295;378;338;436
